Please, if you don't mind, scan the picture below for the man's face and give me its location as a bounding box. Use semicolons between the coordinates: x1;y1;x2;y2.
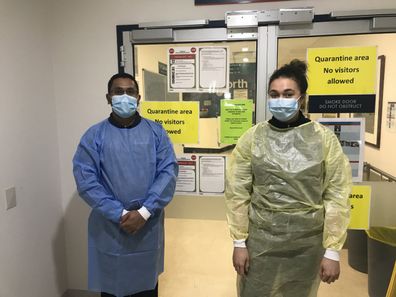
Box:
106;78;140;105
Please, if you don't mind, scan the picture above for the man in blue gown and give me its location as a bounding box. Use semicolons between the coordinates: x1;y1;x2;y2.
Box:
73;73;178;297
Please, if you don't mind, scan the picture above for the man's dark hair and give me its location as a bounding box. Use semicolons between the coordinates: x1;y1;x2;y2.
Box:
107;73;139;94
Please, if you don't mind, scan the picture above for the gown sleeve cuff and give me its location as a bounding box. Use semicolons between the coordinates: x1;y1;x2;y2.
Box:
138;206;151;221
233;239;247;248
324;249;340;261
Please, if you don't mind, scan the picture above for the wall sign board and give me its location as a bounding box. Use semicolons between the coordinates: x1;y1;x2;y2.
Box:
195;0;291;4
307;46;377;113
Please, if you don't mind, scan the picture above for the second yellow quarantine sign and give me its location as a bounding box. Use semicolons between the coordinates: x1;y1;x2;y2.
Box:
307;46;377;95
140;101;199;144
348;185;371;230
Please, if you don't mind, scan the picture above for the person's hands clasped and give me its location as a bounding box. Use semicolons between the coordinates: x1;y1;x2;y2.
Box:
319;257;340;284
233;247;249;276
120;210;146;234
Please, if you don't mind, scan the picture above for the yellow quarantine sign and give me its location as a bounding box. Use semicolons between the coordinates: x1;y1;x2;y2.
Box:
140;101;199;144
348;185;371;230
307;46;377;95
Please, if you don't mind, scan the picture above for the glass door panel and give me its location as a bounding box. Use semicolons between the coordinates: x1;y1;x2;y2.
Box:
134;40;257;155
277;33;396;178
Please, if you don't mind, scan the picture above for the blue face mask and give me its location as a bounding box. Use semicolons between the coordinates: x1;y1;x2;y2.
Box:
268;97;300;122
111;94;138;118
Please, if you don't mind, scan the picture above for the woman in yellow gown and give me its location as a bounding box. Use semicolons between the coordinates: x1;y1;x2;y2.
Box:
225;59;352;297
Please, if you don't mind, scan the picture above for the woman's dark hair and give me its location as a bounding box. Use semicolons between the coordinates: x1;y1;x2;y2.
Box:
268;59;308;94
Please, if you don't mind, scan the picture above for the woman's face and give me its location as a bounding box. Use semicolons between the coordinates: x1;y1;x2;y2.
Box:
268;77;302;100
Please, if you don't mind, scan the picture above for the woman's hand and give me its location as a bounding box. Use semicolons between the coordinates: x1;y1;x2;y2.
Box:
233;247;250;276
319;257;340;283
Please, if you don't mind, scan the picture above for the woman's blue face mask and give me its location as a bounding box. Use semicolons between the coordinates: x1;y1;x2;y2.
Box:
111;94;138;118
268;96;301;122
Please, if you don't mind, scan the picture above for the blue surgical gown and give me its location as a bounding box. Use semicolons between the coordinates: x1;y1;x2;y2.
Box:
73;117;178;297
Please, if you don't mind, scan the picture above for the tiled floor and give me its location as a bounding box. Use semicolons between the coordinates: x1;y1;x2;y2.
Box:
159;218;369;297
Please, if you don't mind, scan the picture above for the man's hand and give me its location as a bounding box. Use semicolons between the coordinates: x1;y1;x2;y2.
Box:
120;210;146;234
319;257;340;284
233;247;249;276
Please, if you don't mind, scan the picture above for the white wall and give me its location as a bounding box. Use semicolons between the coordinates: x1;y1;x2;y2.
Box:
50;0;396;291
0;0;66;296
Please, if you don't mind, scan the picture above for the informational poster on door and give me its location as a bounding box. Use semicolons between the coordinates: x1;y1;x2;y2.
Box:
198;47;228;91
307;46;377;113
220;99;253;144
176;155;198;194
175;154;226;196
348;185;371;230
168;47;197;92
140;101;199;144
168;46;229;93
317;118;365;182
199;156;226;194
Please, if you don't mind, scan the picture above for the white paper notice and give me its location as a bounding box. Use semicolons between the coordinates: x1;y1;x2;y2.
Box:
168;47;197;92
199;47;228;91
175;156;197;194
317;118;365;182
170;64;195;89
199;156;225;194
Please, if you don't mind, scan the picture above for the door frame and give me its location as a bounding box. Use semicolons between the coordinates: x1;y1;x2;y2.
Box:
116;12;396;123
